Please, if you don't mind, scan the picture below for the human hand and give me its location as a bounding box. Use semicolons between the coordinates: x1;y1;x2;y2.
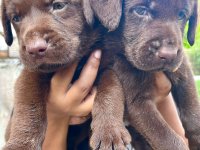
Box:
43;50;101;150
47;50;101;124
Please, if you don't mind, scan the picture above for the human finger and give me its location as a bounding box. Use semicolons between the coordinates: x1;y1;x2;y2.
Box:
50;63;78;95
69;115;91;125
71;87;97;116
66;50;101;104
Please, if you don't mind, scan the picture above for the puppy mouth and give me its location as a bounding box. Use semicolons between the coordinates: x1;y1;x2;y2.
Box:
32;63;67;73
146;58;182;72
135;42;183;71
133;50;182;72
159;62;178;71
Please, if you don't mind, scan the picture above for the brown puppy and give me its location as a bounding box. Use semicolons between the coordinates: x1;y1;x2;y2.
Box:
2;1;178;149
1;0;131;149
88;0;200;149
119;0;199;149
2;0;198;150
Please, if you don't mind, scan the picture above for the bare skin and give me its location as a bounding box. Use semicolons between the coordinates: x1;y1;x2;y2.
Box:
42;50;101;150
157;93;188;146
154;72;188;146
43;51;188;150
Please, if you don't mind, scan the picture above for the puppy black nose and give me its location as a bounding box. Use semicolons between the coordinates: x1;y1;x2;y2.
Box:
26;39;47;56
157;47;178;61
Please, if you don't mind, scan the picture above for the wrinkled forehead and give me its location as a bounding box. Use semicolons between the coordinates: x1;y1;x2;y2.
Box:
4;0;81;13
5;0;81;5
151;0;194;12
5;0;47;10
126;0;194;13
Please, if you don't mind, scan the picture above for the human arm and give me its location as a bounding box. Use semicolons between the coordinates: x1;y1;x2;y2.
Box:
42;50;101;150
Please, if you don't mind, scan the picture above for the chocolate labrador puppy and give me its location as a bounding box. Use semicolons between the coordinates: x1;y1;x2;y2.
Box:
87;0;200;149
121;0;200;149
1;0;131;149
2;0;199;150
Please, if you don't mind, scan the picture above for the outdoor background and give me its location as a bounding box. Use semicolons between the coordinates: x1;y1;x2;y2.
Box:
0;0;200;149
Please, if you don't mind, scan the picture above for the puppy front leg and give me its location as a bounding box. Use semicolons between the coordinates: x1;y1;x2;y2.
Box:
90;70;131;150
128;99;189;150
3;69;49;150
168;58;200;149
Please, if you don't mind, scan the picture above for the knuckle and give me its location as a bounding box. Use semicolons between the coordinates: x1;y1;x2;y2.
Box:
77;83;91;94
87;58;100;70
73;109;89;117
50;76;57;86
80;111;90;117
89;60;99;69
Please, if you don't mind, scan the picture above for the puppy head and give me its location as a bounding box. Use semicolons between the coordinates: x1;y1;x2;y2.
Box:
1;0;122;72
1;0;90;72
122;0;198;72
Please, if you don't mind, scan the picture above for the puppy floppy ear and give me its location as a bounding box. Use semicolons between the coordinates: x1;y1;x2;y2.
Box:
83;0;122;31
1;0;13;46
91;0;122;31
187;1;198;46
83;0;95;26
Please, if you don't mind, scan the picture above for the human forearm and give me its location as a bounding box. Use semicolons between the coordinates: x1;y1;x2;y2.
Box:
42;118;70;150
43;50;101;149
157;93;188;145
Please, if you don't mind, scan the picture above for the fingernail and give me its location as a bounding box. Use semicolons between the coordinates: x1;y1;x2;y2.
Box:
93;50;101;59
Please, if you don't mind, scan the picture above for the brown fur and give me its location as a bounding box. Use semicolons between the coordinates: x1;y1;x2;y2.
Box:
90;0;200;149
2;0;200;150
120;0;200;149
1;0;127;149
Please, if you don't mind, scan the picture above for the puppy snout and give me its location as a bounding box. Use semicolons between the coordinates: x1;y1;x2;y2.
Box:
163;38;176;46
26;38;47;57
148;37;180;62
157;47;179;61
148;40;161;52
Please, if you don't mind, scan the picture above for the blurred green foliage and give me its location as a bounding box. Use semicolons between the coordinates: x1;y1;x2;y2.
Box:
195;79;200;97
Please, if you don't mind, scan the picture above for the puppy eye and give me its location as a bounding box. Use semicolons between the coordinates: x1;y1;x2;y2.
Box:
178;10;187;20
53;2;67;10
132;6;149;16
12;15;21;23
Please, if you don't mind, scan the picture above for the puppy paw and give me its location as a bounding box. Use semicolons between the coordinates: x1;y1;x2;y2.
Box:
187;130;200;148
182;110;200;147
90;124;131;150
